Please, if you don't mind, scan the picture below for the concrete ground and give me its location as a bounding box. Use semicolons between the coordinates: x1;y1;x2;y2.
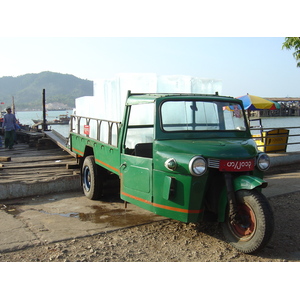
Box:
1;142;300;253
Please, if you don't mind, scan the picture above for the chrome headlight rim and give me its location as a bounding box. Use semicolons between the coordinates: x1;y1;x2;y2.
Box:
257;153;270;171
189;156;207;176
164;158;178;171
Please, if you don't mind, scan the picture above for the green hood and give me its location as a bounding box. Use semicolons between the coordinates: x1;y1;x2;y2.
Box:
154;138;258;160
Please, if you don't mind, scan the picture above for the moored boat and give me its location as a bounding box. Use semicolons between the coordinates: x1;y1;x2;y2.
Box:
32;114;70;125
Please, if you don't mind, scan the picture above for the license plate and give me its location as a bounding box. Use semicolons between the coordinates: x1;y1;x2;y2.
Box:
219;159;255;172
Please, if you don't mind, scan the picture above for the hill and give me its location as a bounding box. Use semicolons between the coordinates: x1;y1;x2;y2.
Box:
0;71;93;110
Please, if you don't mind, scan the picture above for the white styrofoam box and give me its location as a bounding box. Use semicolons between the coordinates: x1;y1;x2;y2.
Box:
191;78;223;94
73;96;93;134
74;74;223;144
91;73;158;122
118;73;157;95
191;78;205;93
212;80;223;95
75;73;222;148
93;79;105;99
103;78;121;121
157;75;192;93
75;96;96;117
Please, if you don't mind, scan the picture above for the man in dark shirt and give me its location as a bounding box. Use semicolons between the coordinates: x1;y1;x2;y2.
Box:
3;107;17;149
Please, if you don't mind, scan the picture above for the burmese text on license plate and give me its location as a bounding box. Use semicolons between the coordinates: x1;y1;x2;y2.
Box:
219;159;255;172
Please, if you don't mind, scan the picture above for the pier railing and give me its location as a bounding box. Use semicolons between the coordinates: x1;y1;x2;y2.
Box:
250;119;300;153
70;115;121;147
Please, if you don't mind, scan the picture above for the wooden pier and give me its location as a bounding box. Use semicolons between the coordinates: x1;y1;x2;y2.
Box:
0;142;78;186
0;129;79;188
256;97;300;117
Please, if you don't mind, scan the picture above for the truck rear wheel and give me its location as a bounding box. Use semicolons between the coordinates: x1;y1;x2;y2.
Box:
82;155;103;200
221;189;274;254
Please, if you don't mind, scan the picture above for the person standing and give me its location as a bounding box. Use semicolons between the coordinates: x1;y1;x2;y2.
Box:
3;106;17;149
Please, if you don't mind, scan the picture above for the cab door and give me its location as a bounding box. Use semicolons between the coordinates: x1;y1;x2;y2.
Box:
119;102;155;210
120;151;153;207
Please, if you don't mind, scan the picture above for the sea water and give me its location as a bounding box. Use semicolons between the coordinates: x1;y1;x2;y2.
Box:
16;110;73;138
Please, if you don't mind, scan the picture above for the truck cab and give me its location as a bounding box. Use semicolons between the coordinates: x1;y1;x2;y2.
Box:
118;93;265;222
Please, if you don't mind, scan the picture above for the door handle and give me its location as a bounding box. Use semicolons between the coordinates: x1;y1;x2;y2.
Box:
120;162;127;169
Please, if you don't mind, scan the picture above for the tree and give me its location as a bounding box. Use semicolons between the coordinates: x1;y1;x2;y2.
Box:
282;37;300;67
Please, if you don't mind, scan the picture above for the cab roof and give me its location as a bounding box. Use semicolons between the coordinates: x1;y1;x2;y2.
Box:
126;91;240;106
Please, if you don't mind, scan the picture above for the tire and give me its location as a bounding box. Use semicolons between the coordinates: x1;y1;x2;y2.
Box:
221;189;274;254
82;155;103;200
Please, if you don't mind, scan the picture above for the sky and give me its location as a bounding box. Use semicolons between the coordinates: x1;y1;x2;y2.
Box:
1;37;299;98
0;1;299;98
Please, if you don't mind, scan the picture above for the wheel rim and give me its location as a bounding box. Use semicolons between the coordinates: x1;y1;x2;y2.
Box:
83;166;91;192
230;203;256;241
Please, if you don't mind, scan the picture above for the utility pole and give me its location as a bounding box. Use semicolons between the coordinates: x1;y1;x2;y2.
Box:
42;89;48;131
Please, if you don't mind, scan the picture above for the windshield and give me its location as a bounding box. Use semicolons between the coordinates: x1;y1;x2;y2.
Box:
161;100;247;132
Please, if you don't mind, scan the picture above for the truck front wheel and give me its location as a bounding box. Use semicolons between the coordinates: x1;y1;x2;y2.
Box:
82;155;103;200
221;189;274;254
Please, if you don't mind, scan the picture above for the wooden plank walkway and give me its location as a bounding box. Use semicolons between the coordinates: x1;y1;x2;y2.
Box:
0;142;79;185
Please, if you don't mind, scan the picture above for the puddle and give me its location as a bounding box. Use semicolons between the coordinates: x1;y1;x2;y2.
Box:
1;205;23;216
38;210;80;218
2;204;160;227
79;205;157;227
37;205;157;227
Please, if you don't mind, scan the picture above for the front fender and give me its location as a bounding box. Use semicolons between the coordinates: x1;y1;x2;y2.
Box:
233;175;268;191
218;175;268;222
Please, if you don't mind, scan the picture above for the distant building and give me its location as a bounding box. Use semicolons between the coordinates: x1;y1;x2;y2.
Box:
46;102;69;111
261;97;300;117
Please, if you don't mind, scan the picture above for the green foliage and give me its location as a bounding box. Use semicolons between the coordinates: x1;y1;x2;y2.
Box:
0;71;93;110
282;37;300;67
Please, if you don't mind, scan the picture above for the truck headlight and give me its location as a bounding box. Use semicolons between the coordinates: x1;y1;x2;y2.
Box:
189;156;207;176
257;153;270;171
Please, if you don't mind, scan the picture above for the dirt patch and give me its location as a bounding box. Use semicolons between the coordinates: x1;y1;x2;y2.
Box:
0;190;299;262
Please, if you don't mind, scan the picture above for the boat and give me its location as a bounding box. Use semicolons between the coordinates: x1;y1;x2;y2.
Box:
32;114;70;125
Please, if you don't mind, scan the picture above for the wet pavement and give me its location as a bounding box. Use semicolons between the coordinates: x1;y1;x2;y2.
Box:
0;143;166;252
0;190;166;252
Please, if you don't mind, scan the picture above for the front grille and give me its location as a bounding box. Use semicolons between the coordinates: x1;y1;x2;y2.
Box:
208;158;220;169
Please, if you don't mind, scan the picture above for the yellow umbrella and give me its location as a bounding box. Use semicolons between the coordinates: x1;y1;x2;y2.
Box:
237;94;280;110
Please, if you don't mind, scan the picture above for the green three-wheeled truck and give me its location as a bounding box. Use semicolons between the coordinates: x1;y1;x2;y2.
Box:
69;92;274;254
